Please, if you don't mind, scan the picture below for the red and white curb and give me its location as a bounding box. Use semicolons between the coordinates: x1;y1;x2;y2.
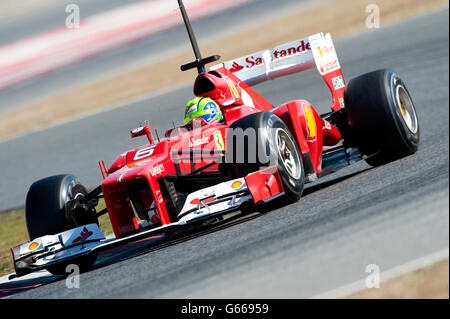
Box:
0;0;254;91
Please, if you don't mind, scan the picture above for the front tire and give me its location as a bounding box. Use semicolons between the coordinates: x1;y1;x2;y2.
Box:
344;69;419;166
25;174;98;275
226;112;305;202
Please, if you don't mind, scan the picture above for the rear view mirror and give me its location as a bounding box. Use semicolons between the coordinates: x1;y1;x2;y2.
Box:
130;125;154;144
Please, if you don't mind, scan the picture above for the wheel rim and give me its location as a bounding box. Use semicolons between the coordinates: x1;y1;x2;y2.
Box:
275;128;302;179
395;85;418;134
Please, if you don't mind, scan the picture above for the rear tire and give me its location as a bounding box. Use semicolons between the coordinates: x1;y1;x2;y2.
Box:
344;69;419;166
226;112;304;203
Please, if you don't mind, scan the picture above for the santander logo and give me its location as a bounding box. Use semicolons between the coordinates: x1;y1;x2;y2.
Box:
229;62;244;73
228;55;264;73
227;50;265;73
273;40;311;59
227;39;311;73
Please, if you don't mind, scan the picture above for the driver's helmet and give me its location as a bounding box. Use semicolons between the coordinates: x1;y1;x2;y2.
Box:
184;97;223;126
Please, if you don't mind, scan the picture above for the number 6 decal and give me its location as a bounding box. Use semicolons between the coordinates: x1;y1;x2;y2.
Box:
133;146;155;161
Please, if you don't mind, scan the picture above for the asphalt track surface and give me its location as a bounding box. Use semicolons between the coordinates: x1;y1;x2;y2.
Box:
1;8;449;298
0;0;307;112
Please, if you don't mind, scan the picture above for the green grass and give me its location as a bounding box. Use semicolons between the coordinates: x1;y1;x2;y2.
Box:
0;209;29;277
0;201;114;277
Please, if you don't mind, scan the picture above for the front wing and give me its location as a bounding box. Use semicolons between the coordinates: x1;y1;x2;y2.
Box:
11;166;284;277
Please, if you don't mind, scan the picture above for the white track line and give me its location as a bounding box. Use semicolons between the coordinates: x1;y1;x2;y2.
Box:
312;248;449;299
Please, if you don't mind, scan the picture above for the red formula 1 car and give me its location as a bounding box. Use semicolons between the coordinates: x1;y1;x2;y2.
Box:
11;1;420;277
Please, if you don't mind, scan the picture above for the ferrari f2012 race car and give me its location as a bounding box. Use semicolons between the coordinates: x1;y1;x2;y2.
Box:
10;0;419;277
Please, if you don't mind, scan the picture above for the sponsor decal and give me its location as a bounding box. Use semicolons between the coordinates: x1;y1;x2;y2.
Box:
72;227;93;244
226;39;311;74
213;131;225;151
190;197;216;205
316;43;340;74
28;242;39;250
226;80;240;99
320;43;335;56
150;164;165;177
243;56;263;68
229;61;244;73
185;104;198;116
152;191;164;206
227;52;265;73
310;34;341;76
319;59;339;74
188;136;209;147
303;105;317;140
332;75;345;90
273;40;311;59
231;181;243;189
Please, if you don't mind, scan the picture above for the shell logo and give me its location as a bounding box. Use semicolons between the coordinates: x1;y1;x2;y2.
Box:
231;181;243;189
28;242;39;250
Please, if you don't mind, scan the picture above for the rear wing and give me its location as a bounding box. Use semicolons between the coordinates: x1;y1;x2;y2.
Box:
211;32;346;111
